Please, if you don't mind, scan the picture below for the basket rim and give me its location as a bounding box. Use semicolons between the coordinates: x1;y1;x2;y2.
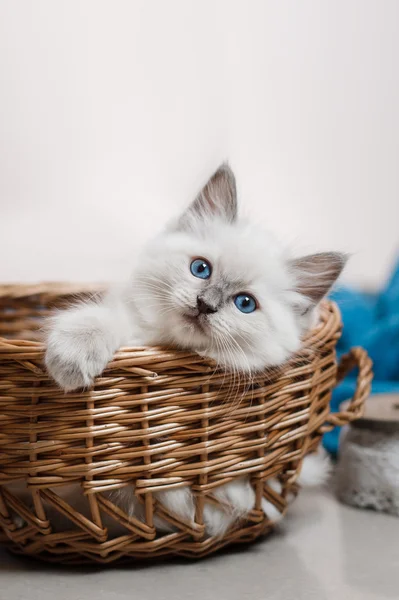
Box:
0;282;341;360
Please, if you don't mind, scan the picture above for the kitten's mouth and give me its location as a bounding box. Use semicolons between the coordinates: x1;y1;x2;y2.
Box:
182;311;208;333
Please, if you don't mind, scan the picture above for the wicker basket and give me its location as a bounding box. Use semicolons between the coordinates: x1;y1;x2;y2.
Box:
0;284;372;564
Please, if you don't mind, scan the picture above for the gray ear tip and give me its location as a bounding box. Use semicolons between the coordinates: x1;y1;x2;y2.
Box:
219;160;232;171
341;252;351;263
331;251;350;272
216;161;235;179
215;162;237;202
313;251;349;269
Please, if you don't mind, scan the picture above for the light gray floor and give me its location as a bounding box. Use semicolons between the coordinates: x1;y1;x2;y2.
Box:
1;489;398;600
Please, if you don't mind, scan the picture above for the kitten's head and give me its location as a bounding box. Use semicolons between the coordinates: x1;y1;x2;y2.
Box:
133;164;346;372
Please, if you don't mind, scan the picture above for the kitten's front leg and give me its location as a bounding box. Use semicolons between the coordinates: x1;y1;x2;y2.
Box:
45;294;133;391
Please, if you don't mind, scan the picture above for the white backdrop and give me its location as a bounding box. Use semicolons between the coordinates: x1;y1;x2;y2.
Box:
1;0;398;289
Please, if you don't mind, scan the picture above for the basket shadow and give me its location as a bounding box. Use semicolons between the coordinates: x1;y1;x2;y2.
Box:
0;530;330;600
0;531;278;575
0;505;324;575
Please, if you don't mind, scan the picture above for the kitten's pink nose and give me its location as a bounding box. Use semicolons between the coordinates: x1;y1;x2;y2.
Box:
197;296;217;315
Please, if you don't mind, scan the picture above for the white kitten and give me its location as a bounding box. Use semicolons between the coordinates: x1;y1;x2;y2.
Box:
45;164;344;536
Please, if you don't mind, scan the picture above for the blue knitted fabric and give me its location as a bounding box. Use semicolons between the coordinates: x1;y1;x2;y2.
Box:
324;255;399;455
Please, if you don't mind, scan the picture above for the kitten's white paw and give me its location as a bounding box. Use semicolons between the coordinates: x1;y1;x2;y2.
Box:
298;447;332;488
45;308;115;391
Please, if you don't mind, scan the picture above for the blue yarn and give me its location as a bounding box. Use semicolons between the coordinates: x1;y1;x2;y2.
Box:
325;255;399;455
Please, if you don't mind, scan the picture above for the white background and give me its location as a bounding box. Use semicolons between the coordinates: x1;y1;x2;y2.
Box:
1;0;398;289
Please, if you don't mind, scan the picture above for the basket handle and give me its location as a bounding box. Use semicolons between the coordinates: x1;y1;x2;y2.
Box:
320;347;373;433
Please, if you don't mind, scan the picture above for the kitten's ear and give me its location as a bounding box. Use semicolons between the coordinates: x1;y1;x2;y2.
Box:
290;252;348;304
178;163;237;229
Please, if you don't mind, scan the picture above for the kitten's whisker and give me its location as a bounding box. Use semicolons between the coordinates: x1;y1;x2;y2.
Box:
136;275;177;293
219;329;254;414
218;332;241;413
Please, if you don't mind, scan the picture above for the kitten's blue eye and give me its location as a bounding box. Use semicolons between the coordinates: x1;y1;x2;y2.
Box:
234;294;257;313
190;258;212;279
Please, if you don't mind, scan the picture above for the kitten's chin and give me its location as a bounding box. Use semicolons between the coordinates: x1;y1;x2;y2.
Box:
182;313;207;334
168;313;210;350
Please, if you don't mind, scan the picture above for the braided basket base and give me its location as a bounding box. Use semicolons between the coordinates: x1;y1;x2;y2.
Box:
0;284;372;564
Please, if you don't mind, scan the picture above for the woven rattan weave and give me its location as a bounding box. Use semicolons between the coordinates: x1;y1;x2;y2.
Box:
0;284;372;564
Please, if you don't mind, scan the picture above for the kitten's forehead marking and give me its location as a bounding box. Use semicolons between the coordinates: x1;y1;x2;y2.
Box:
200;285;225;309
200;278;248;308
213;270;249;294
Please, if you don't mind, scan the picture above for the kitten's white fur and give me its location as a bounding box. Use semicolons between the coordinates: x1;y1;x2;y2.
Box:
44;164;343;537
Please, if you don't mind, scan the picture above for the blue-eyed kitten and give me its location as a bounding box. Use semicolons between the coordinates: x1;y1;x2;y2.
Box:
44;164;342;535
